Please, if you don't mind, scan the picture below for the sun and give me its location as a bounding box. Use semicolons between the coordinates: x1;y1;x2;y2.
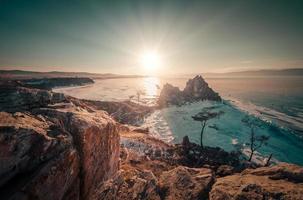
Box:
140;51;161;71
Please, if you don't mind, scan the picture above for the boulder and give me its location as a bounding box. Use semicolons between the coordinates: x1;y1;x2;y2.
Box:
92;169;160;200
210;163;303;200
159;166;215;200
216;165;235;177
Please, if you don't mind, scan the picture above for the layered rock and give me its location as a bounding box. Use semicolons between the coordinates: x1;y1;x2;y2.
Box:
210;163;303;200
158;75;221;107
0;83;66;112
93;168;160;200
1;82;303;200
0;112;80;200
159;166;215;200
0;85;120;200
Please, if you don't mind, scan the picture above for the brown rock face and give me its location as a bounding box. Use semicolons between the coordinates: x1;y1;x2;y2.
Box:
210;163;303;200
65;109;120;199
93;169;160;200
0;112;79;200
0;86;120;200
159;166;215;200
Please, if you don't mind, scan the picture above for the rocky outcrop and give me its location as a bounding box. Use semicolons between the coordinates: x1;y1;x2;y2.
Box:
183;75;221;101
159;166;215;200
158;75;221;107
0;84;66;112
0;112;80;200
1;82;303;200
93;168;160;200
0;85;120;200
210;163;303;200
82;100;153;126
158;84;184;107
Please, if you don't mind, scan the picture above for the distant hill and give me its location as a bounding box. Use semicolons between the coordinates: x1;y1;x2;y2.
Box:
0;70;144;80
203;68;303;77
1;68;302;80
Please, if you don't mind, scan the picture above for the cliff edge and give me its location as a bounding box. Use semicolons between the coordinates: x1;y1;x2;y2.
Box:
0;84;119;200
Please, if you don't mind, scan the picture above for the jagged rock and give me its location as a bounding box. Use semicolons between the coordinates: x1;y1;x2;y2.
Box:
61;107;120;199
158;84;184;107
159;166;215;200
183;75;221;101
158;75;221;107
0;86;120;200
92;169;160;200
0;112;79;200
209;163;303;200
216;165;235;177
0;85;67;112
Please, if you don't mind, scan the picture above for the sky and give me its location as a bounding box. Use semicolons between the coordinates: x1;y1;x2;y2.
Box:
0;0;303;75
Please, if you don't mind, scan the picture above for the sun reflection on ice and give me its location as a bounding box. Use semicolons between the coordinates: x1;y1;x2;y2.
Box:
143;77;160;98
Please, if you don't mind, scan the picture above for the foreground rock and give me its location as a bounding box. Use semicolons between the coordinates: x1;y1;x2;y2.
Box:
210;163;303;200
1;82;303;200
0;85;120;200
159;166;215;200
93;168;160;200
158;75;221;107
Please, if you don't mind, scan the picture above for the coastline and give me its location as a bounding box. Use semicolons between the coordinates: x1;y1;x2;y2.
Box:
1;81;303;199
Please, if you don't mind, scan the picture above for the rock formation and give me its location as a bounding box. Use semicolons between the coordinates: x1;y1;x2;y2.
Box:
159;166;215;200
1;82;303;200
158;75;221;107
82;100;153;126
0;84;120;200
210;163;303;200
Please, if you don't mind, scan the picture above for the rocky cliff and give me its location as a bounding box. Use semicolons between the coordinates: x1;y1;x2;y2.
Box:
1;82;303;200
0;84;119;200
94;130;303;200
158;75;221;107
210;163;303;200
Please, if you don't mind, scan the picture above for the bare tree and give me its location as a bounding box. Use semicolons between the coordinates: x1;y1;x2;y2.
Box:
242;116;270;162
247;126;270;162
265;153;273;166
192;111;222;148
136;90;145;103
